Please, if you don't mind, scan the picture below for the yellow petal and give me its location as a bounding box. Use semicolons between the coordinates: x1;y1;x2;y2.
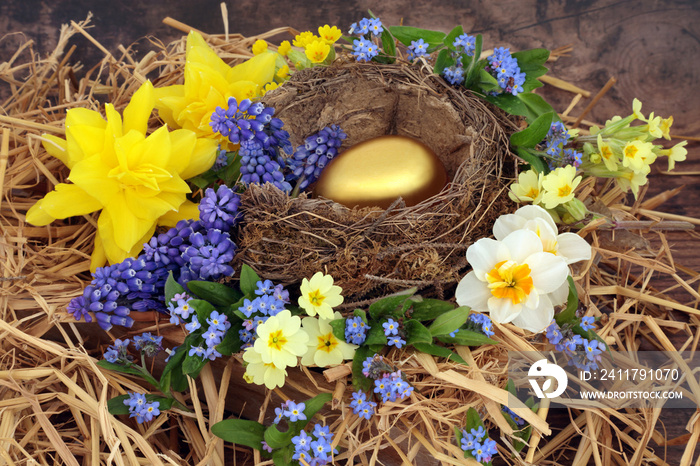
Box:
186;31;231;78
66;107;108;129
158;199;200;227
40;134;69;167
69;155;120;205
66;125;106;166
154;84;185;129
227;51;277;88
104;104;124;139
103;193;157;253
25;198;56;226
167;129;196;174
178;136;217;179
123;80;155;136
26;183;102;224
138;125;172;169
90;230;108;272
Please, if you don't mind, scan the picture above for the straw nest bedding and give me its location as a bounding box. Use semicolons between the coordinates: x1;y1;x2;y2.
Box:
1;16;700;466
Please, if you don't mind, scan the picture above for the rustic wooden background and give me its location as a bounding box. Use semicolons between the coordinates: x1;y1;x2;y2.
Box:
2;0;699;464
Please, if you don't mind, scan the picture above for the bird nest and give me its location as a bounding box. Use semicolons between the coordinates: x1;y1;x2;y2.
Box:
238;60;520;302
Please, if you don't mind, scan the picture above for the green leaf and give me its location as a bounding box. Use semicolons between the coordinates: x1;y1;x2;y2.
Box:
107;394;173;416
463;35;484;87
159;344;187;393
428;306;471;336
368;290;415;321
412;342;467;365
301;392;332;423
330;318;347;342
505;379;517;396
182;353;208;378
510;112;554;149
211;419;265;450
380;29;396;60
515;148;549;174
190;299;216;321
216;321;243;356
165;271;186;304
554;276;578;326
444;25;464;50
512;48;550;68
353;309;368;322
518;92;558;123
433;48;454;75
388;26;446;47
465;406;485;431
264;424;294;449
410;298;455;321
239;264;261;297
404;320;433;345
351;346;373;391
364;325;388;347
272;445;294;466
437;329;497;346
187;280;243;308
97;360;146;378
477;68;501;93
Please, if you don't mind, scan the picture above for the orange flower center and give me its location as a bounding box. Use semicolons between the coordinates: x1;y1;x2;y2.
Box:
624;145;638;159
485;260;534;304
308;289;325;306
557;184;572;197
267;330;287;351
316;333;339;353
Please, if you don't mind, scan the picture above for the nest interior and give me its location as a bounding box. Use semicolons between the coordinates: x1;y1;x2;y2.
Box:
239;61;521;302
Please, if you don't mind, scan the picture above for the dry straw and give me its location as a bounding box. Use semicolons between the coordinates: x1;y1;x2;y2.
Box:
1;14;699;466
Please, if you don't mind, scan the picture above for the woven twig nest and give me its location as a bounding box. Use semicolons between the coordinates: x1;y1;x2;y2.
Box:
236;60;521;301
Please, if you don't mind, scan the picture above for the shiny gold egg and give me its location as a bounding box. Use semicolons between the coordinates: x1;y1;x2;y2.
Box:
314;135;448;209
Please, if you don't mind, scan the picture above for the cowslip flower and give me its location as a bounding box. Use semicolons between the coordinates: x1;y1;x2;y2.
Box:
301;312;357;367
298;272;344;319
318;25;342;44
253;310;309;368
26;81;217;269
660;141;687;171
492;205;591;304
252;39;268;55
540;165;581;209
455;229;568;333
305;40;331;63
154;31;277;150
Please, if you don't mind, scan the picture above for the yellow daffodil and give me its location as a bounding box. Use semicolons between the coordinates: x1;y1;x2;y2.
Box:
252;39;268;55
298;272;344;319
541;165;581;209
26;81;218;269
455;229;569;333
301;312;357;367
278;40;291;56
508;169;543;204
305;40;331;63
318;25;342;44
252;310;309;369
154;31;277;149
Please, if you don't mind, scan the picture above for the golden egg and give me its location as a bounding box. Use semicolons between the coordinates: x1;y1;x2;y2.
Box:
314;135;447;209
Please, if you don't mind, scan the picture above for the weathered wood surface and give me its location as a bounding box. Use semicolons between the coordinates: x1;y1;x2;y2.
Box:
2;0;699;463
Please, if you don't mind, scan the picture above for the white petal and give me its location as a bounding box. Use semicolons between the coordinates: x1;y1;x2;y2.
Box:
515;204;558;232
488;296;521;324
556;232;592;264
493;214;527;240
467;238;508;280
502;229;543;263
455;272;491;311
511;294;554;333
526;252;568;293
548;279;570;306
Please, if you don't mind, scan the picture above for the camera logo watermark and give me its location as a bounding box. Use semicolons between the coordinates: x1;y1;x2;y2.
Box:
528;359;568;398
